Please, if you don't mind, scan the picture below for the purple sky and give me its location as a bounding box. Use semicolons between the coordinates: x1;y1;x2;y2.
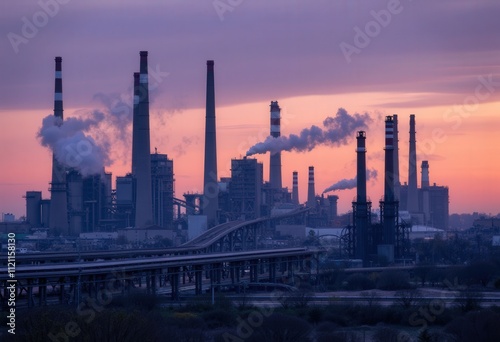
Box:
1;0;500;110
1;0;500;218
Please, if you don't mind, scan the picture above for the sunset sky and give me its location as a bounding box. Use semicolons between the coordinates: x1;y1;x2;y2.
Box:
1;0;499;219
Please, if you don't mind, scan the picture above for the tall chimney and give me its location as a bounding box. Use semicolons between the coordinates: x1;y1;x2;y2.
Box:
356;132;367;203
307;166;316;208
292;171;299;205
133;51;153;227
269;101;282;189
382;116;396;246
49;56;69;235
354;131;369;262
407;114;419;213
393;114;401;201
203;60;219;227
421;160;429;188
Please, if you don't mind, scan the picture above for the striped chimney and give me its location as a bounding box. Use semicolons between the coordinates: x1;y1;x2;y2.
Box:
292;171;299;205
421;161;429;188
354;130;368;261
269;101;282;189
384;116;395;202
383;116;396;245
307;166;316;208
49;56;69;234
393;114;401;201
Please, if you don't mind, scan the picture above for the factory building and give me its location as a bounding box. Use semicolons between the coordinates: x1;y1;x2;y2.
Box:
229;157;263;220
398;115;449;230
115;175;135;228
151;152;174;228
67;171;112;234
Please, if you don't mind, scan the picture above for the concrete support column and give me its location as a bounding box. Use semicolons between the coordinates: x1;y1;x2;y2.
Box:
169;267;180;300
39;278;47;306
27;279;34;307
194;265;203;295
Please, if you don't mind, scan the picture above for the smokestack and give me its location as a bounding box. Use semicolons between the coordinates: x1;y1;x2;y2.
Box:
407;114;419;213
49;56;69;235
393;114;400;201
421;160;429;188
203;60;219;227
307;166;315;208
292;171;299;205
327;195;338;219
356;131;367;203
132;51;153;227
382;116;396;247
354;131;369;262
269;101;282;189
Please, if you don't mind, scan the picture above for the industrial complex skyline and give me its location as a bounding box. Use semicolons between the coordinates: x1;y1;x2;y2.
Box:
1;1;500;219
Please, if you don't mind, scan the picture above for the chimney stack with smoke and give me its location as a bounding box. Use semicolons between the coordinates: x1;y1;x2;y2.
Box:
407;114;419;213
421;160;429;188
292;171;299;205
269;101;282;189
393;114;400;201
203;60;219;227
49;56;69;235
307;166;316;208
132;51;153;227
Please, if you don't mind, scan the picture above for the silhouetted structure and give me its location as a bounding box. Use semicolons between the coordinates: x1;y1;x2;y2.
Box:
203;60;219;227
230;157;263;220
132;52;153;227
151;152;174;228
49;56;69;235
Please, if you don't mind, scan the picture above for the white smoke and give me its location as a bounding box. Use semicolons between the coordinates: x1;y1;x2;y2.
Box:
323;168;378;193
246;108;372;156
38;111;111;176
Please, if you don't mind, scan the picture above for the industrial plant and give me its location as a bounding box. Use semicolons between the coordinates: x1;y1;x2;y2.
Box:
16;52;449;266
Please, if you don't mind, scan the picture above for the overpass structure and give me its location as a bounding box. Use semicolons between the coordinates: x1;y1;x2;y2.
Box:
1;209;313;308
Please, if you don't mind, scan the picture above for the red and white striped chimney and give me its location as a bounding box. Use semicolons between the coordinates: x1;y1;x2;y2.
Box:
292;171;299;205
307;166;316;208
269;101;282;189
49;56;69;235
421;161;429;188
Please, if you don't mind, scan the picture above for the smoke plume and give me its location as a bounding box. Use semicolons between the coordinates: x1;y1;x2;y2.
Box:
38;111;111;176
323;169;378;193
246;108;371;156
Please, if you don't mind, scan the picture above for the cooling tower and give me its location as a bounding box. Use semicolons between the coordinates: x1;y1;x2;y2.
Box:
132;51;153;227
407;114;419;213
306;166;316;208
49;56;69;235
292;171;299;205
203;60;219;227
269;101;282;189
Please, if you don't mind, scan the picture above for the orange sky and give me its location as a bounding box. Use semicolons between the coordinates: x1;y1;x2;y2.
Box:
1;92;499;218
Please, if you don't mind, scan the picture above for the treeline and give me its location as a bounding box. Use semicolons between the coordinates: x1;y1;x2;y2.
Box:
4;291;500;341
